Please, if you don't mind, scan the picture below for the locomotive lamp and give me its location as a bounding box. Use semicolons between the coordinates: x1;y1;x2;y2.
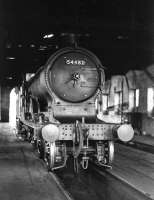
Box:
42;124;60;142
117;124;134;142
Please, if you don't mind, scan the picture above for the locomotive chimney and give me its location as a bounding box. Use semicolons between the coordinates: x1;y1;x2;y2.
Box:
59;33;79;48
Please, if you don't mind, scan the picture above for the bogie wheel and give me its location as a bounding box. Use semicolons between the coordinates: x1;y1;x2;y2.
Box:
44;142;55;172
37;139;45;159
44;153;51;171
105;141;114;165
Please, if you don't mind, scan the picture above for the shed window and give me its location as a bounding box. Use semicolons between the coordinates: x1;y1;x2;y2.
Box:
147;87;154;113
129;89;139;111
135;89;139;108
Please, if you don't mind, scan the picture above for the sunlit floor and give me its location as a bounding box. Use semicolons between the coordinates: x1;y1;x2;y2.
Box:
0;123;68;200
0;123;16;144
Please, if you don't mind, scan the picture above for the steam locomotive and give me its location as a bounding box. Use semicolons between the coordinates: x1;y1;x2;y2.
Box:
16;46;134;172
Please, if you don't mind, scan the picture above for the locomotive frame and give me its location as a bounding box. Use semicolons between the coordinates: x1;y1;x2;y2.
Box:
16;46;134;172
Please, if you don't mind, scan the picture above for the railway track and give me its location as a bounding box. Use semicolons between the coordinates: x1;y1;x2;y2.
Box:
54;159;153;200
16;134;154;200
90;163;153;200
48;172;74;200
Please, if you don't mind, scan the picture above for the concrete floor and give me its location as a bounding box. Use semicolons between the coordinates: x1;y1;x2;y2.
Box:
133;135;154;146
0;123;68;200
111;143;154;199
